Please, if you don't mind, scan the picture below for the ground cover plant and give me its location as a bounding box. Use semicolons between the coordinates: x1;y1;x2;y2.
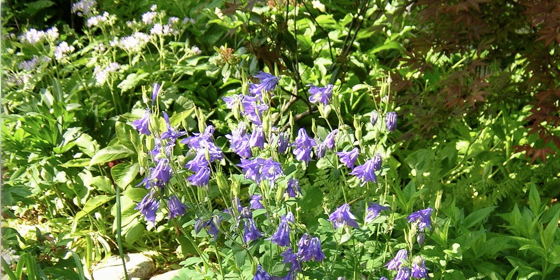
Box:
1;0;560;280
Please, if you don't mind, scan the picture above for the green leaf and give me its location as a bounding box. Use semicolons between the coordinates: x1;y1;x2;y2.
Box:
370;41;404;54
111;163;139;190
122;187;148;201
528;183;541;215
115;122;137;151
60;158;91;168
74;195;114;221
117;73;149;92
90;145;135;165
462;206;497;229
124;223;144;245
541;209;559;250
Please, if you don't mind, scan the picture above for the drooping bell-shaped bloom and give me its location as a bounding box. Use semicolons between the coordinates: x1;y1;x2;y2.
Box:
262;158;283;183
249;71;279;96
407;208;433;231
386;111;397;132
277;132;290;154
350;158;378;185
370;111;379;126
337;147;359;169
227;123;252;158
281;248;300;271
187;164;210;187
315;129;337;158
136;192;159;226
132;108;151;135
151;158;172;183
250;126;265;149
253;265;272;280
411;256;428;279
364;203;389;223
168;195;187;219
372;153;382;171
270;215;291;247
308;84;333;106
250;194;265;210
292;128;316;164
286;178;301;198
180;125;215;150
161;112;187;141
243;218;263;243
222;93;243;110
297;234;325;262
238;158;266;183
151;83;161;102
328;204;359;229
395;266;411;280
203;218;220;241
241;96;268;125
386;249;408;270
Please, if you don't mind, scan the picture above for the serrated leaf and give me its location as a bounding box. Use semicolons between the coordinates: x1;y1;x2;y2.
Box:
90;145;134;165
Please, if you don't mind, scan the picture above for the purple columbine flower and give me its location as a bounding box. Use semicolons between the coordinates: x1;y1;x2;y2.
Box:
226;124;252;158
316;129;339;159
243;218;263;243
293;128;316;164
407;208;433;231
270;215;291;247
386;111;397;132
250;194;265;210
281;248;300;271
370;111;379;126
372;153;382;171
282;270;297;280
238;158;265;183
328;204;359;229
277;132;290;154
161;112;187;141
152;158;172;183
187;164;210;187
249;71;279;96
241;96;268;125
201;218;219;241
308;84;333;106
132;108;151;135
250;126;265;149
380;277;389;280
222;93;243;110
136;192;159;226
253;265;272;280
181;125;215;150
350;158;378;185
395;266;411;280
337;147;359;169
286;178;301;198
297;234;325;262
152;83;161;102
386;249;408;270
168;195;187;219
364;203;389;223
262;158;283;183
411;256;428;279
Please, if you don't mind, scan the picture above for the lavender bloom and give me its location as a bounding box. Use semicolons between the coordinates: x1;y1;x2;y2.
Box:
222;94;243;110
136;193;159;226
350;158;378;185
250;126;265;149
316;129;338;159
152;158;172;183
249;71;279;96
240;206;252;219
262;158;283;183
380;277;389;280
297;234;325;262
281;248;300;271
395;267;411;280
407;208;433;231
205;219;220;241
386;249;408;270
187;164;210;187
370;111;379;126
308;84;334;106
227;123;252;158
250;194;265;210
241;96;268;125
337;147;359;169
185;152;209;172
386;111;397;132
238;158;265;183
282;269;297;280
328;204;359;229
168;195;187;219
372;153;382;171
270;215;291;247
132;108;151;135
253;265;272;280
293;128;316;164
286;178;301;198
243;218;263;243
152;83;161;102
277;132;290;154
316;143;327;159
411;256;428;279
364;203;389;223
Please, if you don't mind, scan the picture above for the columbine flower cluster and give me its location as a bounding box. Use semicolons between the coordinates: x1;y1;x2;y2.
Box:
181;124;224;187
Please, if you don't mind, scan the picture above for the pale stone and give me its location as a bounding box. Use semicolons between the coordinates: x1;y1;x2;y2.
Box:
149;270;181;280
93;253;154;280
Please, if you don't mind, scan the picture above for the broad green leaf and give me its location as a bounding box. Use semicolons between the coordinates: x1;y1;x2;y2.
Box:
124;222;144;245
370;41;404;54
74;195;114;221
528;183;541;215
90;145;134;165
541;209;559;250
117;73;149;92
115;121;137;151
60;158;91;168
462;206;497;229
111;162;139;190
122;187;148;201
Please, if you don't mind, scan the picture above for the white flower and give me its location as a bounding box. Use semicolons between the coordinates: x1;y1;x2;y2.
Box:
46;27;59;41
150;23;163;35
94;43;106;52
94;62;120;85
142;11;157;25
151;4;157;11
72;0;97;16
19;28;45;45
54;41;75;61
118;32;150;52
19;57;39;71
192;46;201;55
42;56;52;63
312;0;325;12
87;12;111;27
214;7;223;19
168;17;179;25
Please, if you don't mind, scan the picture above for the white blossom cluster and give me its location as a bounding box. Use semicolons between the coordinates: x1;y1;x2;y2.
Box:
18;27;59;45
142;11;157;25
183;17;196;24
6;73;33;87
112;32;151;53
54;41;75;61
94;62;120;84
19;57;39;71
87;12;115;27
72;0;97;16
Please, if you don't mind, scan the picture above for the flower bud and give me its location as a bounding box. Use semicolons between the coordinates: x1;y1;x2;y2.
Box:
417;232;426;246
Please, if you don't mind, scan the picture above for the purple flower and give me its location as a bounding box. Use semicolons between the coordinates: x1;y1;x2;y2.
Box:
293;128;316;164
270;215;291;247
281;248;300;271
282;269;297;280
250;126;265;149
308;84;333;106
317;129;339;159
132;108;151;135
238;158;265;183
350;158;378;185
379;277;389;280
411;256;428;279
386;111;397;132
328;204;359;229
395;266;411;280
241;96;268;125
152;158;172;183
297;234;325;262
226;124;252;158
249;71;279;96
185;152;209;172
161;112;187;141
364;203;389;223
372;153;382;171
181;125;215;150
203;218;220;241
407;208;433;231
337;147;359;169
386;249;408;270
136;192;159;226
370;111;379;126
168;195;187;219
187;164;210;187
222;94;243;110
152;83;161;102
286;178;301;198
262;158;283;183
253;265;272;280
250;194;265;210
417;232;426;246
277;132;290;154
243;218;263;243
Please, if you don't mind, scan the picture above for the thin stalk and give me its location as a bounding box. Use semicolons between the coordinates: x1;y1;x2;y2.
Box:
115;184;130;280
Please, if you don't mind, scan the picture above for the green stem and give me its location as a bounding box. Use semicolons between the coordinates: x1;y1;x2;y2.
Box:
115;184;130;280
